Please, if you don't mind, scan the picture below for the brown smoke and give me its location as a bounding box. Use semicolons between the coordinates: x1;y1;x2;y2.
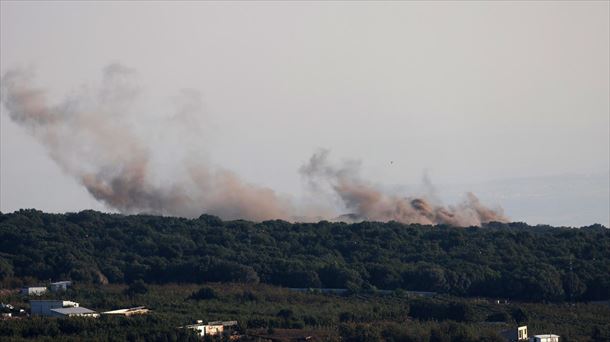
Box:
1;65;291;220
300;150;508;226
2;66;508;225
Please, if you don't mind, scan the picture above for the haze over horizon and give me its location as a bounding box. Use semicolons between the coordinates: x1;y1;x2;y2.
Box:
1;2;608;226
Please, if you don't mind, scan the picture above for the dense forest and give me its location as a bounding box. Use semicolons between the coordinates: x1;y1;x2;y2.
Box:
0;209;609;302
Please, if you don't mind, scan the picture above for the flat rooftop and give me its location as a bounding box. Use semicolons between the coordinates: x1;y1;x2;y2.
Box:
50;307;96;315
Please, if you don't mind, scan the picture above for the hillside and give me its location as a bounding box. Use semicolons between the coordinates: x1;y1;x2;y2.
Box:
1;209;608;302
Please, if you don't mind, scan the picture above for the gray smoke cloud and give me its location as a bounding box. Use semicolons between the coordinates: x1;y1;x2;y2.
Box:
1;65;292;221
300;149;508;226
2;65;508;226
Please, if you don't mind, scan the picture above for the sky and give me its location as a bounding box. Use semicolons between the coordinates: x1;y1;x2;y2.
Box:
1;1;608;226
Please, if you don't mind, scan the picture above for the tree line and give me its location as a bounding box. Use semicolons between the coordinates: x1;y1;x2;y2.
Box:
0;209;608;302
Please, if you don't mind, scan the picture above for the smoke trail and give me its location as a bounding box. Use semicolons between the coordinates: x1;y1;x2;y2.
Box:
1;65;292;220
2;65;508;225
300;149;508;226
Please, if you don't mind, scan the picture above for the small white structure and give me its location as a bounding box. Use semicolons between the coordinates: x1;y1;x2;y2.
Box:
204;323;224;336
530;335;560;342
49;307;99;318
30;300;79;316
102;306;149;317
208;320;238;327
500;326;528;341
20;287;47;296
50;281;72;292
184;320;207;337
183;320;237;337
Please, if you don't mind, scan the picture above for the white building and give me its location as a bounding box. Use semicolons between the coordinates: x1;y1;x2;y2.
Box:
50;281;72;292
530;335;559;342
204;323;224;336
102;306;150;316
500;326;528;341
30;300;79;316
49;307;99;318
20;287;47;296
184;320;207;337
183;320;237;337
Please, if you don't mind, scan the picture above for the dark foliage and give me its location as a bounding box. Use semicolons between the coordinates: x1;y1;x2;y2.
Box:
124;280;148;297
190;286;218;300
1;210;609;302
0;282;609;341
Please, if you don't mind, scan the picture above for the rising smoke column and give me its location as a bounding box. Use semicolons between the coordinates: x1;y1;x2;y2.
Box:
2;65;508;225
300;149;508;226
1;65;292;220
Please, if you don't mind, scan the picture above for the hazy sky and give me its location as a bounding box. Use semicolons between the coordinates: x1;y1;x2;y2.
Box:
1;1;608;226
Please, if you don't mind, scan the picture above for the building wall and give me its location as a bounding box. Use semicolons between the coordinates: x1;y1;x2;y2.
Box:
124;309;149;316
30;300;79;316
205;325;224;336
49;281;72;292
518;326;528;340
192;325;205;337
186;322;231;337
48;310;67;318
531;336;559;342
50;284;67;292
21;287;47;296
31;301;64;316
48;310;99;318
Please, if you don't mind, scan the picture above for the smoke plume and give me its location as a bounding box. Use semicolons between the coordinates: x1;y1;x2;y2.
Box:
300;149;508;226
2;65;508;226
1;65;291;220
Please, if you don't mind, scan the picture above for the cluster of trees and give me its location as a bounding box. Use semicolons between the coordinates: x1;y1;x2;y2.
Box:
0;315;201;341
0;209;608;301
2;282;609;341
339;321;507;342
